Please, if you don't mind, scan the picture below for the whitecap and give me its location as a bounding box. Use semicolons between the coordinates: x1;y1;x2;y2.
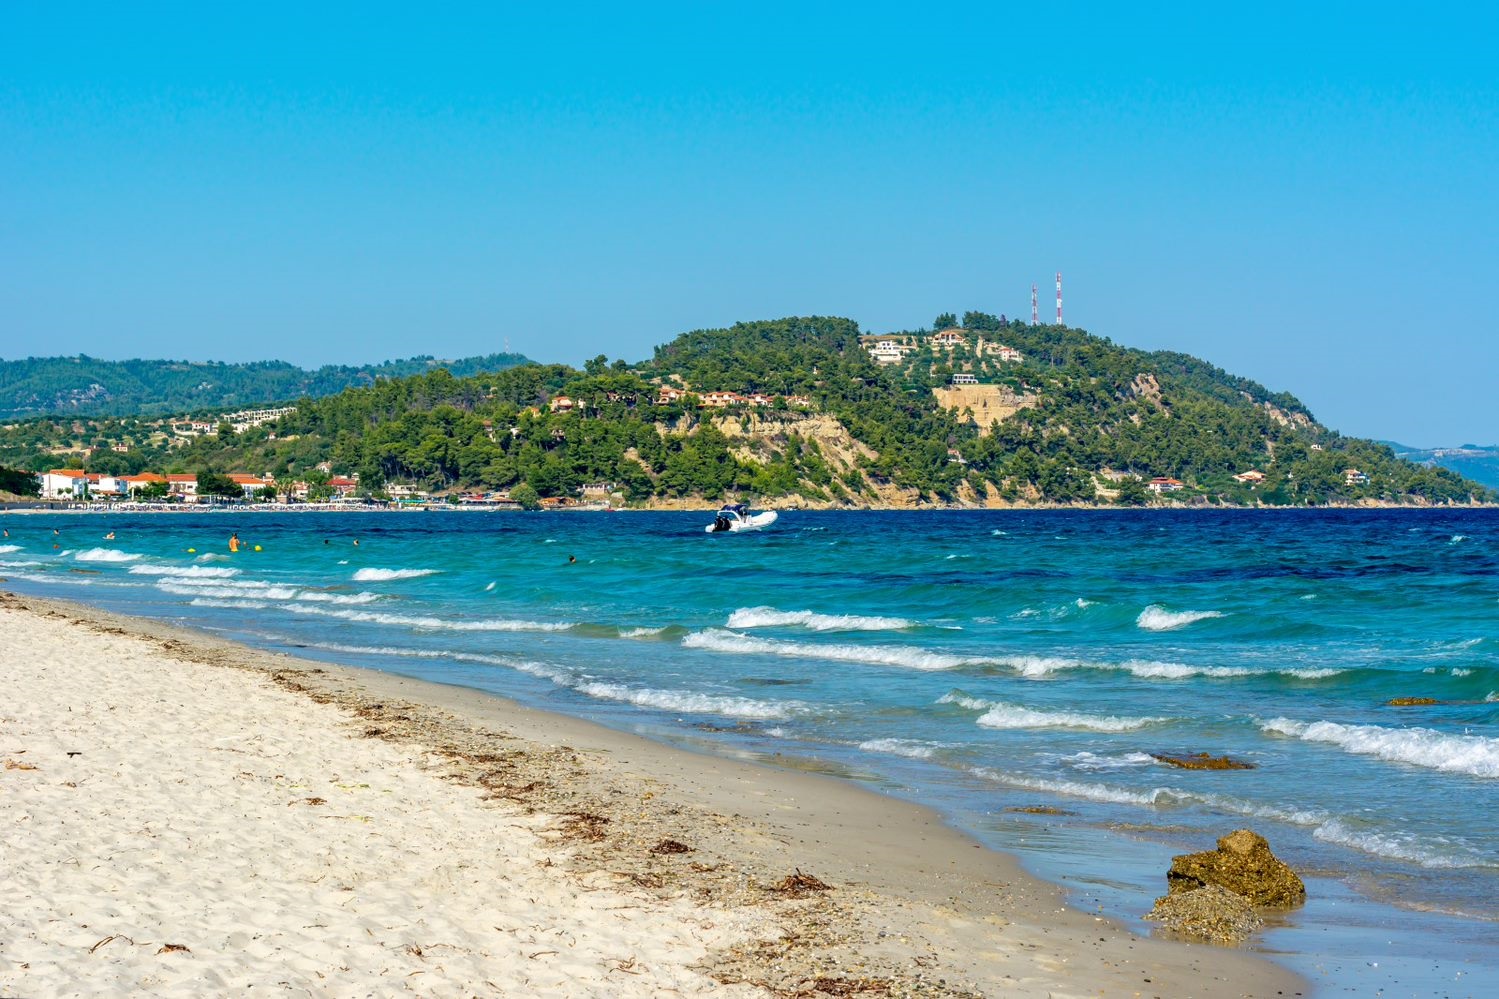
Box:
352;567;439;581
727;606;917;632
858;738;945;760
129;564;241;578
1259;718;1499;778
284;604;571;633
974;702;1165;732
937;692;995;711
619;626;669;639
571;681;797;720
971;767;1182;806
292;590;383;605
1059;750;1157;771
74;547;141;563
189;597;270;610
0;544;20;554
684;628;979;671
158;581;301;601
1136;605;1225;631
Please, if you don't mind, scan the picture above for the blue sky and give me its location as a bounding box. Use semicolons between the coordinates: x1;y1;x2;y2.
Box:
4;3;1495;446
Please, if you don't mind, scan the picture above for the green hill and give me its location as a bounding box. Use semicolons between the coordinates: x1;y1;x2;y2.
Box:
2;315;1490;507
0;352;532;420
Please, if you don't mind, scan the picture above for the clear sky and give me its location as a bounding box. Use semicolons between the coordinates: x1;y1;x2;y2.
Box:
3;3;1495;446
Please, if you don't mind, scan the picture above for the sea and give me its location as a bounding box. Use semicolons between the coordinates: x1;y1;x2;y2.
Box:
3;507;1495;994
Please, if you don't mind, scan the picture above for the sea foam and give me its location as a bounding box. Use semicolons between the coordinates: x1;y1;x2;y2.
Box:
1136;605;1225;630
284;604;571;633
571;681;797;720
74;547;141;563
973;702;1165;732
1260;718;1499;778
352;567;440;581
857;738;945;760
726;605;917;632
0;544;20;554
684;628;980;671
129;564;241;578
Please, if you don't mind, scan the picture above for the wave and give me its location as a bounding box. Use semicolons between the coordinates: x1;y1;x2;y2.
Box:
1136;605;1225;631
858;738;946;760
352;567;440;581
571;681;797;720
1259;718;1499;778
0;544;20;554
284;604;572;633
74;547;141;563
158;581;301;601
684;628;982;671
961;656;1342;682
971;767;1182;806
1058;750;1158;771
129;564;241;578
975;702;1164;732
726;605;918;632
189;597;271;610
619;626;676;639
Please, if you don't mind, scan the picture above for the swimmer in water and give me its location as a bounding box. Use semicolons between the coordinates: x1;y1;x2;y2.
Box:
352;539;360;547
229;532;241;553
568;555;577;564
104;531;115;540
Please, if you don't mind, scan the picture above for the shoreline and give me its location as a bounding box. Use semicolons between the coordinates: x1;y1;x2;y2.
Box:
2;590;1305;997
4;500;1492;515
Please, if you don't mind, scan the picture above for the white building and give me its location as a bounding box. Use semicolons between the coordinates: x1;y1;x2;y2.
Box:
38;469;88;499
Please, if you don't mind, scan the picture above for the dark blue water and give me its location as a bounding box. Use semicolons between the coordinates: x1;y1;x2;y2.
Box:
4;508;1496;991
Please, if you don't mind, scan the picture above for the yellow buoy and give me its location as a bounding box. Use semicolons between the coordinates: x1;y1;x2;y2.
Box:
186;548;196;553
254;545;262;552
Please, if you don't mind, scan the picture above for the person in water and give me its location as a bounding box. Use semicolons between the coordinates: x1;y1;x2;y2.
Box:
104;531;115;540
229;532;241;553
568;555;577;564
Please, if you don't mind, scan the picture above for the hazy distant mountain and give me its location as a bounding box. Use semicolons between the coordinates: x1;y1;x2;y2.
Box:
0;352;532;420
1383;442;1499;491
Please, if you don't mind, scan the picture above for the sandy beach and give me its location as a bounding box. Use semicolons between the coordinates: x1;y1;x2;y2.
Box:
1;591;1303;997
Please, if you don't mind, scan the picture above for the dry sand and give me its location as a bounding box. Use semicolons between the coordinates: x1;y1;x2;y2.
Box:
1;593;1305;997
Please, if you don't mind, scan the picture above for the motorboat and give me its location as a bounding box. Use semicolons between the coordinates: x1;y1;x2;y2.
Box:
705;503;778;533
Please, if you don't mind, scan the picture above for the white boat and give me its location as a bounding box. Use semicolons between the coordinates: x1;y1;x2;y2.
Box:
705;503;778;533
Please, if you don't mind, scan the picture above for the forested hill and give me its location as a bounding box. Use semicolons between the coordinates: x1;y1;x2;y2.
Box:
0;352;532;420
7;315;1490;507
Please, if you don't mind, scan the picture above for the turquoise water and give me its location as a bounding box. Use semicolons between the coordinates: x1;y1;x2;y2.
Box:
4;508;1496;991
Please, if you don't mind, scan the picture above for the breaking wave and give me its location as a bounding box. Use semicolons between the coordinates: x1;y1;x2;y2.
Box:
965;699;1164;732
684;629;981;671
352;567;440;581
572;681;797;720
74;548;141;563
858;738;946;760
1136;605;1225;631
129;564;241;578
1259;718;1499;778
284;604;572;633
726;605;918;632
